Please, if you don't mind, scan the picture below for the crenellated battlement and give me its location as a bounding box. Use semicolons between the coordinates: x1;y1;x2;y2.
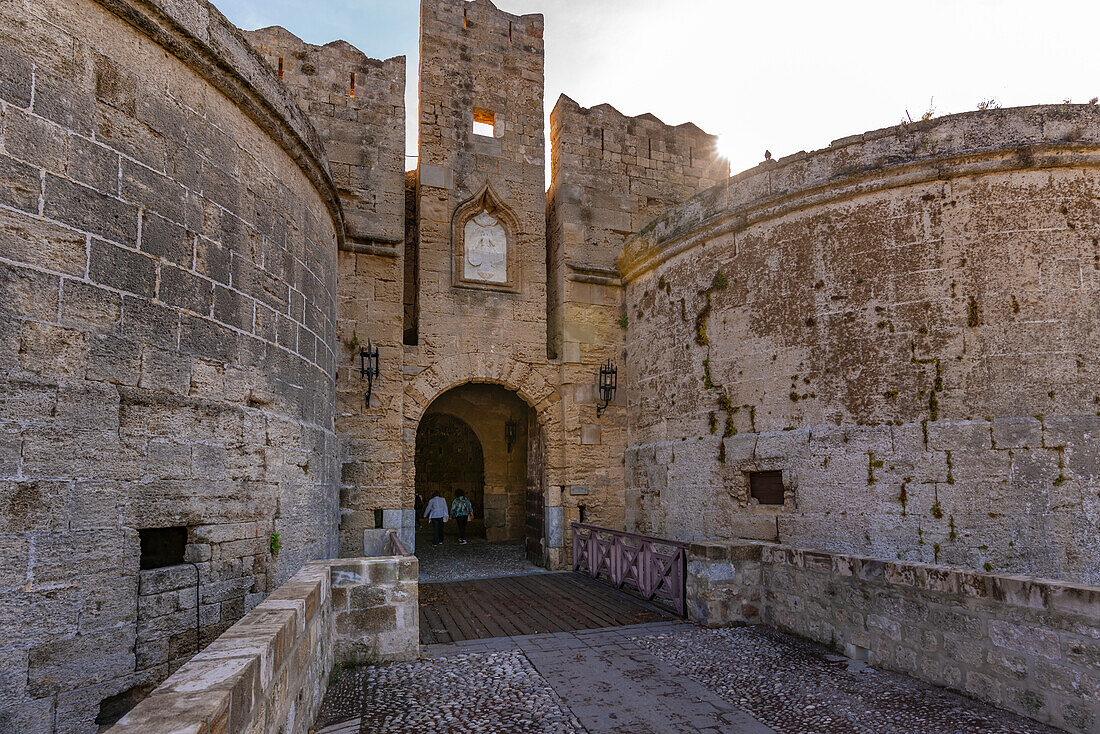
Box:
244;26;406;247
550;94;722;197
545;93;726;362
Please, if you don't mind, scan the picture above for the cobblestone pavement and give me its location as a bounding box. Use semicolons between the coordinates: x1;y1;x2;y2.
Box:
414;533;548;583
315;622;1060;734
631;626;1060;734
317;649;584;733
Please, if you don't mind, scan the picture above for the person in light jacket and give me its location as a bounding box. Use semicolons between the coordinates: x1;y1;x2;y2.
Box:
424;492;449;546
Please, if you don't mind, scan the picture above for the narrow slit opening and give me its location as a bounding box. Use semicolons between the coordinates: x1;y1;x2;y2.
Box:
277;57;283;80
463;8;467;29
350;72;356;98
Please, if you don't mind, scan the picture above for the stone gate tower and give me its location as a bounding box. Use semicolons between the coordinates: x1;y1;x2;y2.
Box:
399;0;561;562
410;0;546;349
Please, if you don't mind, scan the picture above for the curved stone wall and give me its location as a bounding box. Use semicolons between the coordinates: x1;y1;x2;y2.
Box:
621;105;1100;585
0;0;341;729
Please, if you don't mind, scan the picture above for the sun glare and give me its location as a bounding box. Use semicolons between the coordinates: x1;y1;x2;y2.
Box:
715;135;740;166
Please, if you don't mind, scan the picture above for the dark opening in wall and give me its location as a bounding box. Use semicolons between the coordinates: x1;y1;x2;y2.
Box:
95;682;158;729
277;56;283;79
403;170;419;345
578;505;587;524
749;471;785;505
374;508;385;528
139;526;187;569
350;72;356;98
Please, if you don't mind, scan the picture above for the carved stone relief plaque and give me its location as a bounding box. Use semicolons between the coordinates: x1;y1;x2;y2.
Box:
463;210;508;283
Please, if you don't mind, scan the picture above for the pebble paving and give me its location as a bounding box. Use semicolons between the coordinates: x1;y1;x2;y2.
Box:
415;533;548;583
631;626;1060;734
316;620;1061;734
316;649;583;733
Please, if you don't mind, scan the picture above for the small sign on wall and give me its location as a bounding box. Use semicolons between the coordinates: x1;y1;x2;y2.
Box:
569;485;589;496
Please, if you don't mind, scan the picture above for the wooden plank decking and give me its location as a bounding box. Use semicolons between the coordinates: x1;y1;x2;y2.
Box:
418;572;672;644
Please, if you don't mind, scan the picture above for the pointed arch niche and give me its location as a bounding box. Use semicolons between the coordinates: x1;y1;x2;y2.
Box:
451;184;520;292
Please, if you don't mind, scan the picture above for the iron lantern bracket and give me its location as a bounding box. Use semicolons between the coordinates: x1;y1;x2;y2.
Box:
596;359;617;417
360;341;379;408
505;417;517;453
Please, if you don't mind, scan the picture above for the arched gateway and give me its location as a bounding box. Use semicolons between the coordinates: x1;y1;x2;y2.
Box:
403;355;565;566
414;384;544;561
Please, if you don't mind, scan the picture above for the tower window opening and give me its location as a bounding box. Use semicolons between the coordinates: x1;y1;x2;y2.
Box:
748;470;786;506
508;21;513;41
463;8;467;29
600;128;605;153
689;146;694;167
473;108;495;137
350;72;356;98
277;57;284;80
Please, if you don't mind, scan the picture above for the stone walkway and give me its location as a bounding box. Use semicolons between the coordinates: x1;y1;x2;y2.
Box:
414;533;547;583
315;622;1057;734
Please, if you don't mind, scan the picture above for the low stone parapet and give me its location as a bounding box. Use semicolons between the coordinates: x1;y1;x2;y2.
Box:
687;540;1099;733
109;556;418;733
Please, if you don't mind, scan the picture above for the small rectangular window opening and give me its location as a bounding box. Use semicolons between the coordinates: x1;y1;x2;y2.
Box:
578;505;587;524
373;508;385;528
749;471;786;506
508;21;513;41
473;108;495;137
600;128;605;153
277;57;284;80
139;526;187;569
349;72;356;98
463;8;468;29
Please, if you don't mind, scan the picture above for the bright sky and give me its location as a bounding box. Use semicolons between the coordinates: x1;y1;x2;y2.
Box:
218;0;1100;184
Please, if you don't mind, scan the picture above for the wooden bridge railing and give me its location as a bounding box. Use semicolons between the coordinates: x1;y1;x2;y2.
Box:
386;530;412;557
570;523;688;616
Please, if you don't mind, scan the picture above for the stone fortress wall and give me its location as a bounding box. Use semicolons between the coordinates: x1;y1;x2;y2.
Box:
4;0;1098;731
545;97;726;529
547;94;725;362
0;0;344;729
620;105;1100;584
241;27;410;558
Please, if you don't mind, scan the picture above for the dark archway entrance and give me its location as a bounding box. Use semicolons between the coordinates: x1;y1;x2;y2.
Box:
415;413;485;535
414;383;544;574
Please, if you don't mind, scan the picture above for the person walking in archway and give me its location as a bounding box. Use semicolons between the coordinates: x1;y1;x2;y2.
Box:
424;492;449;546
451;490;473;545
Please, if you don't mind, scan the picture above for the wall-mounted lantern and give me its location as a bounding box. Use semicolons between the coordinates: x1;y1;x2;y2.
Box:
505;417;517;453
596;360;617;417
359;341;379;407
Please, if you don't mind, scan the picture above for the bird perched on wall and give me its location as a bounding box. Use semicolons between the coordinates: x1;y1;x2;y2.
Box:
764;150;772;161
